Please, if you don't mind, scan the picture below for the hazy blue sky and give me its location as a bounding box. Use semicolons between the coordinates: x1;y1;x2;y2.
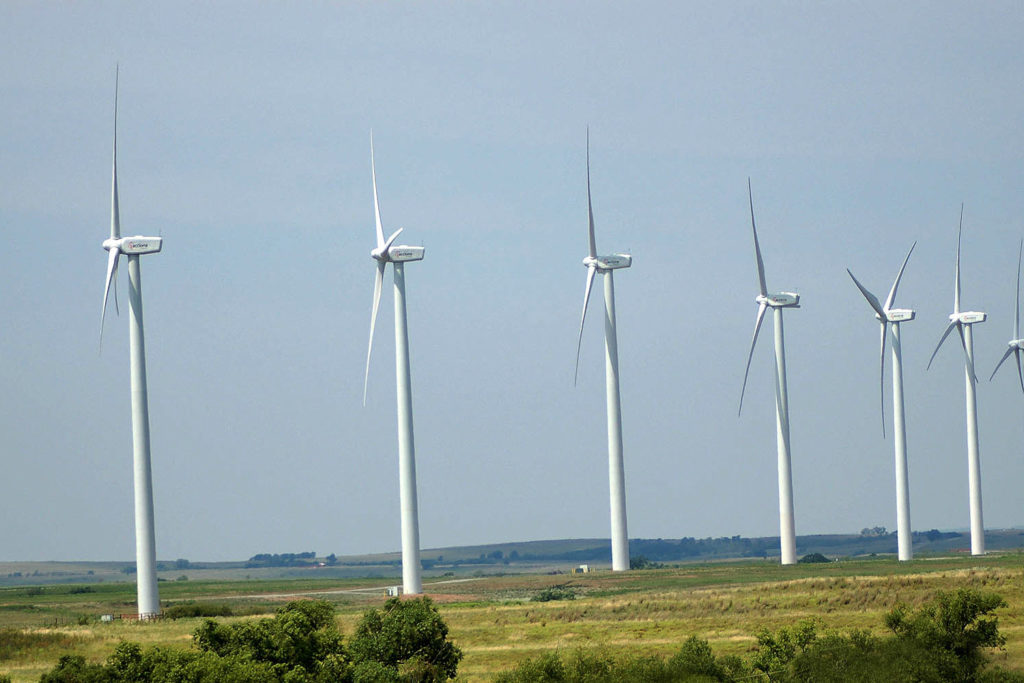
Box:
3;2;1024;562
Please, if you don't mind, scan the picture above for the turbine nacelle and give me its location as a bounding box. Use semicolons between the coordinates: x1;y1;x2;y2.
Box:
952;311;987;325
1008;339;1024;350
583;254;632;270
886;308;915;323
388;245;425;262
104;236;163;255
756;292;800;308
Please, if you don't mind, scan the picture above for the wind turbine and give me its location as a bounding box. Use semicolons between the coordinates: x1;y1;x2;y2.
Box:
99;69;164;618
990;240;1024;393
363;133;426;594
738;179;800;566
847;243;917;561
573;131;632;572
927;207;987;556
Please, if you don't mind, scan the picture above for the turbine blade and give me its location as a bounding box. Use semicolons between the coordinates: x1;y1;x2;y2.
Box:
847;269;885;318
100;247;120;345
1017;350;1024;394
738;301;768;416
879;322;887;438
990;347;1014;382
586;129;597;259
957;324;978;384
371;132;385;250
113;262;120;316
1016;239;1022;339
363;261;386;405
954;205;963;314
748;179;768;298
383;228;403;253
110;67;120;241
927;320;958;370
884;241;916;311
574;264;597;385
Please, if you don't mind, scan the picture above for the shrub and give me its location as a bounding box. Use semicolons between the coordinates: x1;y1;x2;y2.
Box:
798;553;829;563
750;619;820;675
163;602;234;619
885;588;1008;681
666;636;731;680
630;555;664;570
532;587;576;602
193;599;345;675
348;597;462;681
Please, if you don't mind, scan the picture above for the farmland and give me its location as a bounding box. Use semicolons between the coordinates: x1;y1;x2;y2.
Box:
2;552;1024;680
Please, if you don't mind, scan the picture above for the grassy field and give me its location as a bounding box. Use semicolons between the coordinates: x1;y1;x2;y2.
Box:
2;553;1024;681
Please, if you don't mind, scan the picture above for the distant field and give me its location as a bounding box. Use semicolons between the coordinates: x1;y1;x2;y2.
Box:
2;553;1024;681
4;528;1021;589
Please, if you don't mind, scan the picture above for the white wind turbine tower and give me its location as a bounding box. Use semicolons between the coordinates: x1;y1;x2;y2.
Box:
847;243;917;561
574;132;632;572
990;241;1024;393
738;179;800;566
363;134;426;594
927;207;987;556
99;69;165;618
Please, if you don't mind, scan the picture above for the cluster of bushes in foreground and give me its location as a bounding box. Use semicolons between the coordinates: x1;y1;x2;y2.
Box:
38;597;461;683
497;588;1021;682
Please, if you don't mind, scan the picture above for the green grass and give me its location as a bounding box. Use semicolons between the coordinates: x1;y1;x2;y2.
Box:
2;553;1024;681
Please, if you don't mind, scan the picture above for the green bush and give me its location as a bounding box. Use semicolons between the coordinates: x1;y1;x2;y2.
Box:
193;599;345;676
497;588;1014;682
884;588;1009;682
797;553;829;563
162;602;234;619
348;597;462;681
629;555;664;570
37;596;466;682
495;641;738;682
531;587;577;602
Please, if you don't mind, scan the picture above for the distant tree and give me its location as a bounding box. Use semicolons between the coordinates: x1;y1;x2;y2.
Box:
531;587;576;602
630;555;664;569
798;553;829;564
